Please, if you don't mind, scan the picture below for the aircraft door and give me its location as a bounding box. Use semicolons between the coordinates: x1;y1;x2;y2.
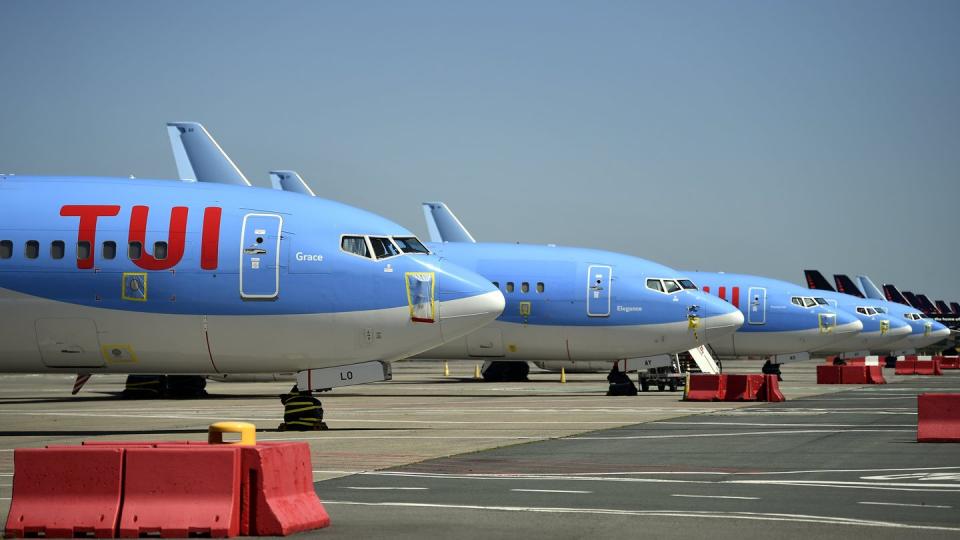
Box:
747;287;767;325
36;318;105;368
586;265;612;317
240;213;283;299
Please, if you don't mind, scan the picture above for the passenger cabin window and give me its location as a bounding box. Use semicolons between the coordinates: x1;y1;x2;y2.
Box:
0;240;11;259
76;241;90;261
393;237;429;254
678;279;698;290
663;280;681;293
103;241;117;260
537;282;545;293
128;241;143;261
25;240;39;259
50;241;65;260
647;279;665;293
369;236;401;259
341;236;371;258
154;241;168;260
506;282;515;293
521;282;530;293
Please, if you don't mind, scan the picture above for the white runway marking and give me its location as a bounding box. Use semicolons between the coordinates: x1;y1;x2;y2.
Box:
321;501;960;532
569;429;912;440
511;489;592;494
858;501;951;509
671;494;759;500
345;487;428;491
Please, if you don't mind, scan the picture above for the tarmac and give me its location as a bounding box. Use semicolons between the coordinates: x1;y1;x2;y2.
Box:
1;359;958;538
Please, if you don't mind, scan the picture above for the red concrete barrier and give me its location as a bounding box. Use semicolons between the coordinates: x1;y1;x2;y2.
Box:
939;356;959;370
4;447;124;538
723;374;764;401
686;374;786;402
685;374;726;401
866;365;886;384
839;365;869;384
917;393;960;442
915;356;943;376
240;443;331;535
895;356;917;375
817;365;842;384
119;447;241;538
757;374;785;402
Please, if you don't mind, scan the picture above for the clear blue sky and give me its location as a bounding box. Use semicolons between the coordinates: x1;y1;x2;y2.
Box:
2;1;958;300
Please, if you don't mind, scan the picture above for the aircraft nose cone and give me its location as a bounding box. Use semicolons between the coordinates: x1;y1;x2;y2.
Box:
698;295;744;342
886;319;912;338
833;311;863;335
435;269;505;341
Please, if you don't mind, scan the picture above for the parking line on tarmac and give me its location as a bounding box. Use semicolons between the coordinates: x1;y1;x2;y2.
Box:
320;501;960;532
511;489;592;494
858;501;952;509
568;429;913;440
345;487;428;491
671;494;759;500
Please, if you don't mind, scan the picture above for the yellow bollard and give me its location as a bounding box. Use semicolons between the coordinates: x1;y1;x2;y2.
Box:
208;421;257;446
444;361;450;377
474;364;481;380
560;367;566;384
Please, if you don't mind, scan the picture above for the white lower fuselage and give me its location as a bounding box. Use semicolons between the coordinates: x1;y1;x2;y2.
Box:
0;287;498;374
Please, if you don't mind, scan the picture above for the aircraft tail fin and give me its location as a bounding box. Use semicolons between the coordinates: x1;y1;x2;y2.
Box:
269;170;315;196
804;270;836;292
916;294;939;314
935;300;951;314
902;291;924;310
857;275;886;300
951;302;960;316
883;284;910;306
833;274;865;298
166;122;251;186
421;202;477;243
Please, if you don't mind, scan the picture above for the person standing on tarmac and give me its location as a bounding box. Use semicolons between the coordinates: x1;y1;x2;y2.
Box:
278;386;328;431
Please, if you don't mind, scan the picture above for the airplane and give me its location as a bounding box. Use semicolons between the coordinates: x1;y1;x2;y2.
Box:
684;272;864;360
804;271;948;353
165;122;746;390
856;275;953;350
0;154;507;409
420;204;865;376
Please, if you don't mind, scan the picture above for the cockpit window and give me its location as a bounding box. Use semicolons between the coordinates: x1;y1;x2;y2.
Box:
646;279;664;293
369;236;401;259
803;298;816;308
874;307;887;313
678;279;698;290
393;236;430;254
815;298;828;306
791;297;803;306
341;236;371;259
663;280;682;293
